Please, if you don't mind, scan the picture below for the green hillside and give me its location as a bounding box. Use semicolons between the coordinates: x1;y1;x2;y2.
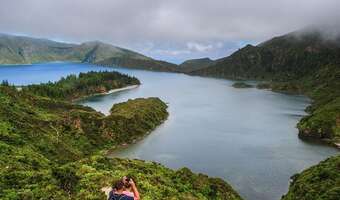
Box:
0;34;76;64
190;30;340;147
0;34;178;72
0;72;242;200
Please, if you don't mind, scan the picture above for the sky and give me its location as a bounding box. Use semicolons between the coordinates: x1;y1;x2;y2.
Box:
0;0;339;64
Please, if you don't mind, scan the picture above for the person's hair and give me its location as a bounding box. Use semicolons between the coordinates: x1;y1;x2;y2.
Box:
124;176;131;188
113;179;125;191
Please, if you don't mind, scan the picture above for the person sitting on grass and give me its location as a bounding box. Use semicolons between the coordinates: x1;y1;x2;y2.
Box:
108;177;140;200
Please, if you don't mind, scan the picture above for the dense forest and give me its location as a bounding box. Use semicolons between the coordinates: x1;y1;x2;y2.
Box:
0;73;243;199
23;71;140;101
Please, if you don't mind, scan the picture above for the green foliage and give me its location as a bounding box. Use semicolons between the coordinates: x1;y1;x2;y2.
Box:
68;156;243;200
105;98;169;143
52;165;80;195
281;155;340;200
24;71;140;101
0;73;241;199
298;97;340;143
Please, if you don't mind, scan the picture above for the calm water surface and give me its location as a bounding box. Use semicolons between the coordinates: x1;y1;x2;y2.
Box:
1;62;338;200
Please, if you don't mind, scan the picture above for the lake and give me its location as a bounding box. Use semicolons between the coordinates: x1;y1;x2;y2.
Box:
1;62;338;200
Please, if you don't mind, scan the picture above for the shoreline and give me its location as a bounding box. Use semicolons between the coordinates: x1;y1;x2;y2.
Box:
72;84;139;102
105;117;168;158
106;84;139;95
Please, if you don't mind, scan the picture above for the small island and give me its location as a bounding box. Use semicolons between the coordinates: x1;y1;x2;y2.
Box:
232;82;253;88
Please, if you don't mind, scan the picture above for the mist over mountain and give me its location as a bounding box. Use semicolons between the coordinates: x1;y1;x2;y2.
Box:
1;0;339;62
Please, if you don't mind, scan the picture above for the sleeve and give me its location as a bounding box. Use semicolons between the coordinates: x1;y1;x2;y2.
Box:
108;191;113;200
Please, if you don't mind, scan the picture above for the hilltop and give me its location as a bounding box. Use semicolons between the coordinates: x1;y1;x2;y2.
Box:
179;57;215;73
0;34;178;72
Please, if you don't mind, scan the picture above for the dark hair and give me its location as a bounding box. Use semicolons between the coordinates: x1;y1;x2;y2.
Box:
113;180;125;190
124;176;131;188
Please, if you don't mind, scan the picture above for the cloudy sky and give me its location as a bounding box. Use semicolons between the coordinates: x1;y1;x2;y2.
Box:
0;0;339;63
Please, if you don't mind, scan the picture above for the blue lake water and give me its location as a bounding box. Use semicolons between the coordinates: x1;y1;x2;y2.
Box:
1;62;338;200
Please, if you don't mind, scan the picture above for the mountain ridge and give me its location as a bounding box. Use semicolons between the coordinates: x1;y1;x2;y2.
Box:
0;33;179;72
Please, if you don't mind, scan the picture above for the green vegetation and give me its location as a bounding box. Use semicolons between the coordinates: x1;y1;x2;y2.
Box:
105;98;169;144
0;34;178;72
281;155;340;200
0;72;242;199
23;71;140;101
190;30;340;146
232;82;253;88
0;35;148;64
46;156;242;200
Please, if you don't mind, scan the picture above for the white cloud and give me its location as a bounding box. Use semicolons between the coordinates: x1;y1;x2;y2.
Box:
186;42;214;52
0;0;339;63
154;49;191;56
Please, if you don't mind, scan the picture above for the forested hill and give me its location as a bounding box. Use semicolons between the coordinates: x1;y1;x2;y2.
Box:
0;34;178;72
178;57;215;73
190;30;340;81
0;72;243;199
190;29;340;147
23;71;140;101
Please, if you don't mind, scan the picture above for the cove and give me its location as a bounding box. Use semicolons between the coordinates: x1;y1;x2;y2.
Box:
0;62;338;200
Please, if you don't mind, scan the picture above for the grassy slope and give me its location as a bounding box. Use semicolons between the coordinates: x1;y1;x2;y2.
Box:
0;75;242;199
0;34;76;64
0;34;149;65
